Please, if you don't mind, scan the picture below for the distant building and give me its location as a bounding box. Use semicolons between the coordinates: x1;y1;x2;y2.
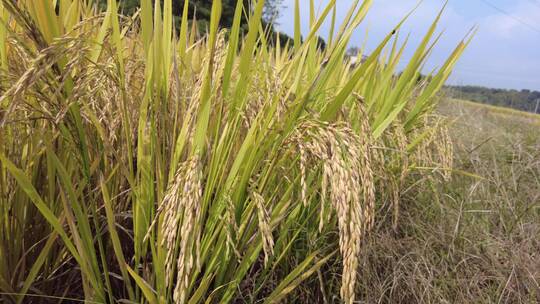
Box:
349;55;368;66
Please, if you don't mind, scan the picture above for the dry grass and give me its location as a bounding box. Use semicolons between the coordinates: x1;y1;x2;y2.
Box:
347;99;540;303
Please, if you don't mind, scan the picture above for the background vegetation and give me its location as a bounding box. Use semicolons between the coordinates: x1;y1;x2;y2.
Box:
446;85;540;113
100;0;296;45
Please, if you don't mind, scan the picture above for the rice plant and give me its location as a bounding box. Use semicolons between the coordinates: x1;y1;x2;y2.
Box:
0;0;472;303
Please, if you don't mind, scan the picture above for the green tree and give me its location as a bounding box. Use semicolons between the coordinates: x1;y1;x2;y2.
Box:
446;85;540;113
102;0;298;47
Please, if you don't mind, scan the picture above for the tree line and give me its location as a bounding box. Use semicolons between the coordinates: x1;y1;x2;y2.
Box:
445;85;540;113
99;0;298;46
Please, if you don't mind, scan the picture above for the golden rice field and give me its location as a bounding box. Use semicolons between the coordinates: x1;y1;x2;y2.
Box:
0;0;510;303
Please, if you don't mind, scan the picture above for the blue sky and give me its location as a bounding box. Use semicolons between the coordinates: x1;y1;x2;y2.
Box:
276;0;540;91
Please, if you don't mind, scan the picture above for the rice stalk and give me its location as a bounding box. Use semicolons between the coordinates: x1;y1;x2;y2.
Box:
0;0;470;303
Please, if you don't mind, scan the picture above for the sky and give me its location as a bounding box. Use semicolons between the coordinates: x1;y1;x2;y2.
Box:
276;0;540;91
